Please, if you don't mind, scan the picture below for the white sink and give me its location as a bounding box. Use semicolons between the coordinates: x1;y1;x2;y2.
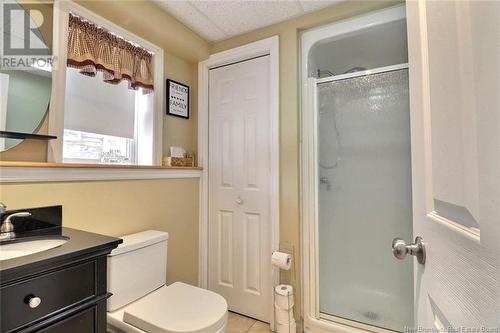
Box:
0;238;68;261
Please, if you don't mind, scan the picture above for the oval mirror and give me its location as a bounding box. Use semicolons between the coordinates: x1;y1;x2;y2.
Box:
0;1;53;152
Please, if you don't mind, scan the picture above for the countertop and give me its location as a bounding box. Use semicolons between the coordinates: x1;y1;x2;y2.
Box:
0;227;122;283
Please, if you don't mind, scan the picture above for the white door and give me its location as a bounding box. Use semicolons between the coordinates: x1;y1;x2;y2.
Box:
208;55;271;322
407;1;500;328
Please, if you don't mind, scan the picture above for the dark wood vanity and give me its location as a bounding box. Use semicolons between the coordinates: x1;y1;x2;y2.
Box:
0;206;121;333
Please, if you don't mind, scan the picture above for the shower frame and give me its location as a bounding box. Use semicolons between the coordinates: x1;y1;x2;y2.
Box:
300;5;409;333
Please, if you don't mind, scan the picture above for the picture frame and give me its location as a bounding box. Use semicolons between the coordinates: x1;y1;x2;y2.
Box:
166;79;190;119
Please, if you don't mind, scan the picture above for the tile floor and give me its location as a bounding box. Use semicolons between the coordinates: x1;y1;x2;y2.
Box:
227;312;273;333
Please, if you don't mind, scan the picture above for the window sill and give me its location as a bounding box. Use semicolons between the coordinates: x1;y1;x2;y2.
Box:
0;161;202;183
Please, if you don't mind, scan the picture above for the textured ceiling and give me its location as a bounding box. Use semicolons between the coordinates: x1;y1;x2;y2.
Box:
155;0;341;42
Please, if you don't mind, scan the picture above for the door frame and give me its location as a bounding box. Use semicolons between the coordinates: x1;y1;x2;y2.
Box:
197;37;280;300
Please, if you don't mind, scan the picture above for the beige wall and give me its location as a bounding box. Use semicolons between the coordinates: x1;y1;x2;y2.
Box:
0;1;209;286
0;0;209;161
210;0;401;320
76;0;208;155
0;179;200;285
1;0;403;321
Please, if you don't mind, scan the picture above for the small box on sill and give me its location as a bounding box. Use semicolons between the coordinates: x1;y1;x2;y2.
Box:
164;157;194;167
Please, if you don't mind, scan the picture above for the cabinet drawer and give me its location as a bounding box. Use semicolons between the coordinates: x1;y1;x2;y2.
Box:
1;260;96;332
37;298;108;333
39;306;96;333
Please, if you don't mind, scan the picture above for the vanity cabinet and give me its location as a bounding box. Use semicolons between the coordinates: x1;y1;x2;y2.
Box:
1;256;110;333
38;305;102;333
1;254;111;333
0;207;121;333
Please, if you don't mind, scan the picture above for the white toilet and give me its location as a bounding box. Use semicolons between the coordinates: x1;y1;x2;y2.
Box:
106;230;228;333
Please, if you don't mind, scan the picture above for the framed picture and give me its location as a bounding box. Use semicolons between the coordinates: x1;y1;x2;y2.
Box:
166;79;190;119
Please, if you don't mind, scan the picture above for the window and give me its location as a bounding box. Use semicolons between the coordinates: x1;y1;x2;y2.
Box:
62;69;149;165
62;129;134;164
51;3;163;166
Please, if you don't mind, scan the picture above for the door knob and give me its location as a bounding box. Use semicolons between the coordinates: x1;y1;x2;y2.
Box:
235;197;244;205
392;236;426;264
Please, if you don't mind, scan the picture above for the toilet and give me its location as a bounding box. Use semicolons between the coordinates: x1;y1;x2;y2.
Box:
106;230;228;333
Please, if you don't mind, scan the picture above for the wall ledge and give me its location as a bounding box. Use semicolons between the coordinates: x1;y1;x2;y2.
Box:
0;163;201;183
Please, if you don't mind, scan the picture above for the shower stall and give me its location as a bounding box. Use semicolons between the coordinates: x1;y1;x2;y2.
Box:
301;6;413;333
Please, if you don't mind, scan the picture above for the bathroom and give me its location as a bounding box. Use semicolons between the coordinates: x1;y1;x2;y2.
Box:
0;1;499;333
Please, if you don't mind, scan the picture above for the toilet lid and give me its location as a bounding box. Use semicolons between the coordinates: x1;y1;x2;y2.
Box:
123;282;228;333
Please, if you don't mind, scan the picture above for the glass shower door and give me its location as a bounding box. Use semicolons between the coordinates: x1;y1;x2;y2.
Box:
317;69;413;332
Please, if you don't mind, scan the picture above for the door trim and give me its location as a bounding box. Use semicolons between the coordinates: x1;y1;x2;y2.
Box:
198;36;280;297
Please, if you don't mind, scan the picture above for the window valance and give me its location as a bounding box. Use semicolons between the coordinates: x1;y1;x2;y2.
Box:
67;14;154;93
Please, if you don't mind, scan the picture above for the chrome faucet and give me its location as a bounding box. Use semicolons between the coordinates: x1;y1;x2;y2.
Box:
1;211;32;240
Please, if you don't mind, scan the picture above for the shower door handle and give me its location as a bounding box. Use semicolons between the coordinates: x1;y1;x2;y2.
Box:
392;236;426;264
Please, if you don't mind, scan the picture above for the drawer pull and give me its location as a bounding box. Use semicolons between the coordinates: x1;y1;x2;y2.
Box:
28;296;42;309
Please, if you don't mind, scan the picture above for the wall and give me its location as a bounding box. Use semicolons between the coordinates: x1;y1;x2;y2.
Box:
0;0;209;161
0;0;404;319
209;0;401;321
0;0;210;286
0;179;200;285
76;0;208;156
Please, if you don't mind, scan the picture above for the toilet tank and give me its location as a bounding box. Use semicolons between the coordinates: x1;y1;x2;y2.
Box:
107;230;168;311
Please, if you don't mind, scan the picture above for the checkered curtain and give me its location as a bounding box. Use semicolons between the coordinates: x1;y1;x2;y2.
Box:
67;14;154;93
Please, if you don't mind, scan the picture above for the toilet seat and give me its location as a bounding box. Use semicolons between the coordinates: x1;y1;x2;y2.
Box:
108;282;228;333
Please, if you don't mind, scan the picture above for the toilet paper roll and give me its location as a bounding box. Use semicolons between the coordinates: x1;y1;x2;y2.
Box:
274;285;294;309
272;251;292;270
275;304;294;324
277;320;296;333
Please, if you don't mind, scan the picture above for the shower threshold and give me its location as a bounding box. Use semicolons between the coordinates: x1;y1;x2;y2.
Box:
319;312;402;333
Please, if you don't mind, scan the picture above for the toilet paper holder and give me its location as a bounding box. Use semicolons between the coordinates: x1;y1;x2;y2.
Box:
275;241;296;275
271;242;297;333
272;251;293;270
273;285;295;333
